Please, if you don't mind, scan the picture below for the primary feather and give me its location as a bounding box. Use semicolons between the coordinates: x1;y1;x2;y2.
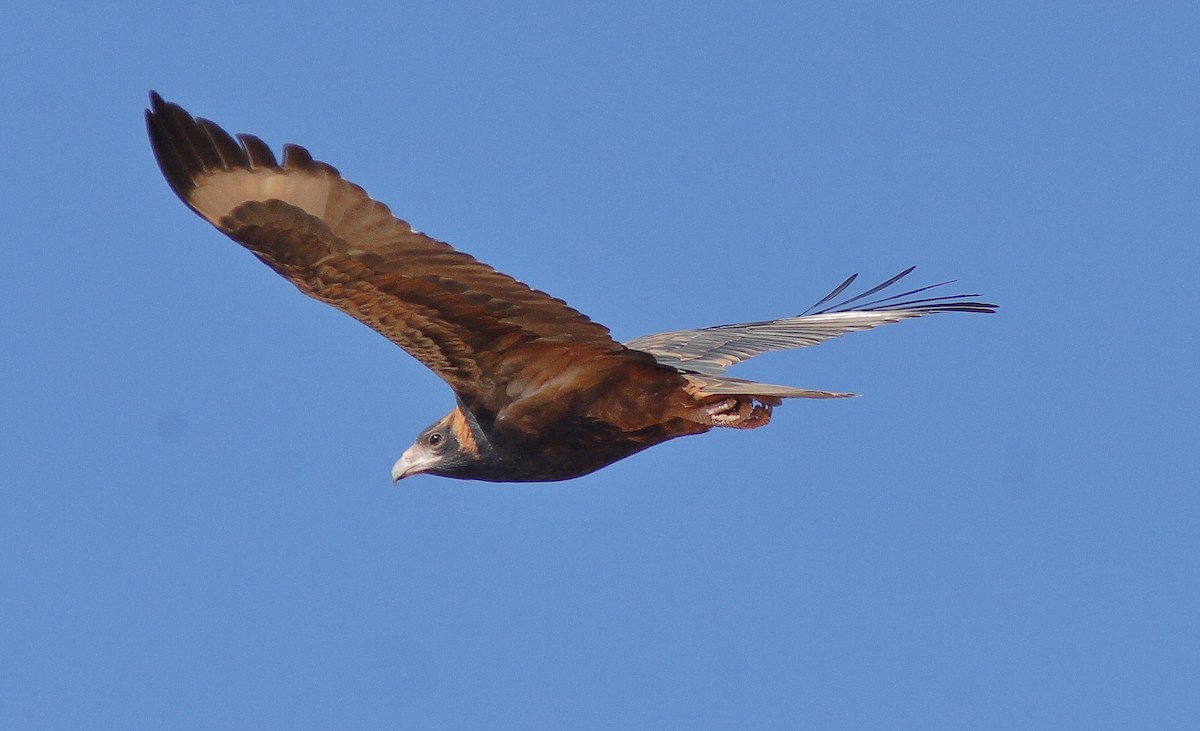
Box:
624;268;996;375
147;91;620;417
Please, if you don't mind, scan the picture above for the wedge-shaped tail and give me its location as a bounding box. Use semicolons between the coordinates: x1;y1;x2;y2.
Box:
625;267;996;377
682;373;855;400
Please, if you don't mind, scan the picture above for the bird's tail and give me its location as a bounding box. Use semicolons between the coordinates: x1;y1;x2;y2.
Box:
682;373;856;400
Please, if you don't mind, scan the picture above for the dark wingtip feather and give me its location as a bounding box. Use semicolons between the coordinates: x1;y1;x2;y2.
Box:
146;91;204;202
237;133;279;168
283;142;340;176
801;272;859;315
197;117;247;169
817;266;918;314
282;143;314;168
802;267;997;317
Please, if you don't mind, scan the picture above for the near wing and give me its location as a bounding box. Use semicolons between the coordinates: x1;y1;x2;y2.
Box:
146;93;621;410
624;267;997;375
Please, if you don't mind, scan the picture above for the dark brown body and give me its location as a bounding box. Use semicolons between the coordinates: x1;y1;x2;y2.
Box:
449;349;713;481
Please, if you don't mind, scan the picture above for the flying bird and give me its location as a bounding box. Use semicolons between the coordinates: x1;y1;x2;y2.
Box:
146;92;995;483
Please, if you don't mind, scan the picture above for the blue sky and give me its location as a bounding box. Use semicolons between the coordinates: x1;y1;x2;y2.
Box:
2;1;1197;728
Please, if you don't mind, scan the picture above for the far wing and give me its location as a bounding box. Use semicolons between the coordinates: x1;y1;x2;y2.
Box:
624;268;996;375
147;93;622;413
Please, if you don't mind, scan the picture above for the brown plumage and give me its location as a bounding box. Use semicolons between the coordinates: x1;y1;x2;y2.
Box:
145;92;996;483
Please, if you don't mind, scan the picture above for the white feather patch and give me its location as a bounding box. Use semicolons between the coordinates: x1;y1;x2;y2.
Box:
189;169;333;224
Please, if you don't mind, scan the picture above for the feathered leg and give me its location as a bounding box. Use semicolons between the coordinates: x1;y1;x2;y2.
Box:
694;396;779;429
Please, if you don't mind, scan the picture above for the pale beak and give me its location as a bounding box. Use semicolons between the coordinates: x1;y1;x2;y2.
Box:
391;445;429;485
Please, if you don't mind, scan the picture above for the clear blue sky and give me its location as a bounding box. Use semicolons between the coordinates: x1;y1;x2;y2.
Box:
2;2;1197;728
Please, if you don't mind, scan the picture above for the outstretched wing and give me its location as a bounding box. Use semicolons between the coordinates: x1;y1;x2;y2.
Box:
146;93;622;412
624;267;996;375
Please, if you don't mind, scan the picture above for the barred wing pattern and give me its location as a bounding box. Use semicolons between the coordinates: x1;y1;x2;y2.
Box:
625;267;997;375
146;93;622;410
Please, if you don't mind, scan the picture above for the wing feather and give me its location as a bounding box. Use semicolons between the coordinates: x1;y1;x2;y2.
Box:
147;93;621;410
625;269;996;375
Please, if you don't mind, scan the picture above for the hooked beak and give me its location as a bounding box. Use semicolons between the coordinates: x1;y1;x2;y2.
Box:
391;445;430;485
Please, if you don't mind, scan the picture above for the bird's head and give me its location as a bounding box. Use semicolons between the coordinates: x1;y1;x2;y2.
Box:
391;405;489;483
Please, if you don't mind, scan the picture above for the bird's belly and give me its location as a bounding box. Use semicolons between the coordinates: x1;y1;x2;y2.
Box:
482;355;709;481
482;414;707;482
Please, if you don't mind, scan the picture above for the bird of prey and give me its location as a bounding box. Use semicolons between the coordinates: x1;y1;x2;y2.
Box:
146;93;995;483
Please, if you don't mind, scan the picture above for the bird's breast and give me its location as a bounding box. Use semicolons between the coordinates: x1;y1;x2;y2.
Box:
474;354;709;480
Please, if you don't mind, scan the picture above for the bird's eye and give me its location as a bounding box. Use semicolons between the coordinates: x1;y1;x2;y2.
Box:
427;432;443;448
